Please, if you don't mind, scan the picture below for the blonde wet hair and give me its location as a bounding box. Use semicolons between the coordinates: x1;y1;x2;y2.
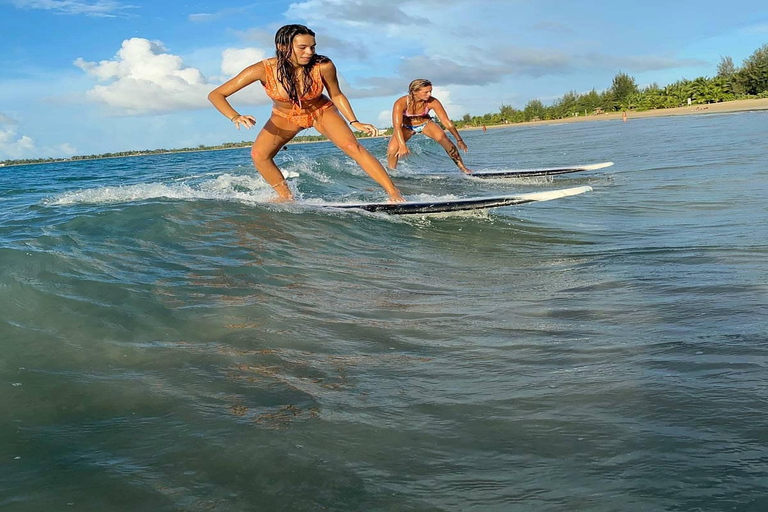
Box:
406;79;432;115
408;79;432;95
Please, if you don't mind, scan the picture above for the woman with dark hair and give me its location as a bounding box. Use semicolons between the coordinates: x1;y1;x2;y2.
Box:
386;79;472;173
208;24;403;202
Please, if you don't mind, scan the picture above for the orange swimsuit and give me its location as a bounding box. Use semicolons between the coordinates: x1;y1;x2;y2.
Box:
261;59;333;128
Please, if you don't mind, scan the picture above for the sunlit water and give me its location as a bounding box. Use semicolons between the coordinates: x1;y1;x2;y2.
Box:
2;112;767;511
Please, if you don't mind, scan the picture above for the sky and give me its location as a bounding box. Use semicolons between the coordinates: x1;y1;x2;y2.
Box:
1;0;767;160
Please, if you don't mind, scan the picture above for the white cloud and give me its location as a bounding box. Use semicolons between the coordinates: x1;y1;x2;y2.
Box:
74;38;273;115
56;142;78;155
377;109;392;127
8;0;137;17
0;127;36;159
216;48;270;106
75;38;214;114
220;47;266;77
0;125;79;160
431;86;463;119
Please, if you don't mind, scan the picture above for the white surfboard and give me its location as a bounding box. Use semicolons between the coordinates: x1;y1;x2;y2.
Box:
470;161;613;179
321;185;592;215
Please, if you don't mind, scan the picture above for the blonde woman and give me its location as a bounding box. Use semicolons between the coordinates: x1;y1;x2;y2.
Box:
386;79;472;173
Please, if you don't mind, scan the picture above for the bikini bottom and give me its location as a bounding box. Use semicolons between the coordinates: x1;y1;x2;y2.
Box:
272;101;334;129
403;122;428;134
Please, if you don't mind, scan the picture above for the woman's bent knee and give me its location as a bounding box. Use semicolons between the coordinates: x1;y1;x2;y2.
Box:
251;146;272;164
340;140;364;155
432;134;450;145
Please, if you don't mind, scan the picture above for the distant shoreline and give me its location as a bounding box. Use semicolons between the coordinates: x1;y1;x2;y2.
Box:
3;98;767;167
461;97;768;131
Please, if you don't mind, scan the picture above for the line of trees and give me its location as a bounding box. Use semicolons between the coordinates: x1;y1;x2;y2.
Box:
455;43;768;127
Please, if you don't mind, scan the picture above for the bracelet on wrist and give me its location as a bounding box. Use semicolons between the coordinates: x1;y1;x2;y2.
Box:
230;114;240;121
349;119;359;125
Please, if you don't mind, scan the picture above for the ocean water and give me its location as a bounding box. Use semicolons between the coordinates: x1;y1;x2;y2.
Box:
2;112;767;511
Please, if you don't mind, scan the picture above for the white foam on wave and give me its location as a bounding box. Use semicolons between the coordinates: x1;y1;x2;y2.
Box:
46;173;278;206
404;192;462;202
280;152;330;182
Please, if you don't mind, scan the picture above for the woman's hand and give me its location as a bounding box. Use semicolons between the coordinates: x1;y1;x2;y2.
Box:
232;115;257;130
457;140;468;152
350;121;378;137
396;144;411;159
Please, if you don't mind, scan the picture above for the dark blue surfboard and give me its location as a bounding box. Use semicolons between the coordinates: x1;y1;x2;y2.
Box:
321;186;592;215
470;161;613;179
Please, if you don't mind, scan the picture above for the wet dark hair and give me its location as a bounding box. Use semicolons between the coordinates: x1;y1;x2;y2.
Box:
274;24;329;105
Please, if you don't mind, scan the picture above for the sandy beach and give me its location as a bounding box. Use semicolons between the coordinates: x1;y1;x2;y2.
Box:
470;97;768;131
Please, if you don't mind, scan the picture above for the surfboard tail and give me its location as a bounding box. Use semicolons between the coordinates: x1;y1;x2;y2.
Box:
511;185;593;203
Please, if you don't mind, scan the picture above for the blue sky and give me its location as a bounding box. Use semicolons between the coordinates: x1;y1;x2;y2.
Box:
1;0;767;160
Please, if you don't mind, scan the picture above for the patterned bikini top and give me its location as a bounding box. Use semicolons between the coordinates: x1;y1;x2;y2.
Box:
261;59;324;104
403;98;431;118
